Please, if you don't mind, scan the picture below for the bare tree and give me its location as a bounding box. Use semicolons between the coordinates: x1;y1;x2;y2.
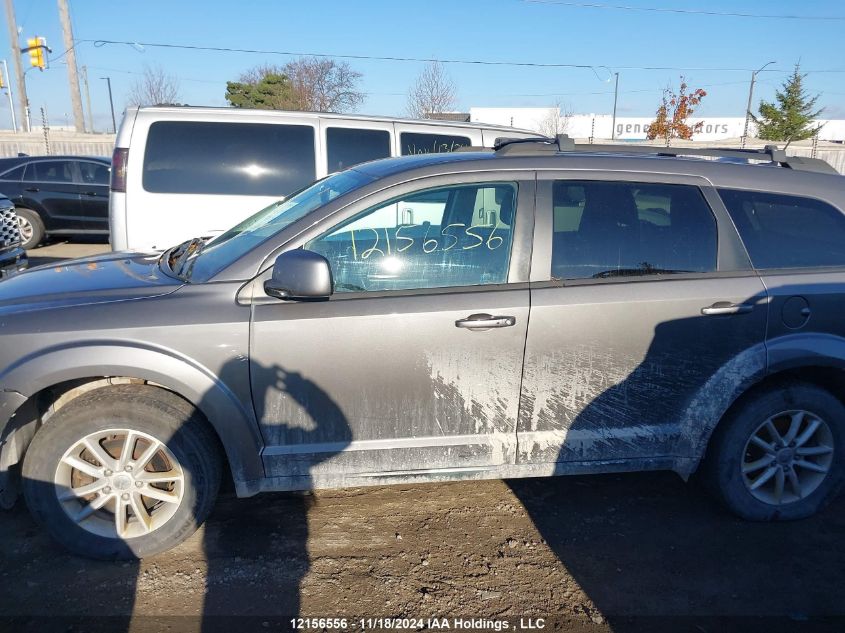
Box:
230;58;364;112
534;103;572;137
284;57;364;112
406;61;457;119
127;65;182;106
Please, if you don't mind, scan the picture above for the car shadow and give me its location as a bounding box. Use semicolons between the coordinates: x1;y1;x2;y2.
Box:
198;361;352;631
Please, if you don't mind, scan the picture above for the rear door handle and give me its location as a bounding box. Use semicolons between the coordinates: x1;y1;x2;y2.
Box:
701;301;754;316
455;313;516;329
81;191;97;196
24;187;38;192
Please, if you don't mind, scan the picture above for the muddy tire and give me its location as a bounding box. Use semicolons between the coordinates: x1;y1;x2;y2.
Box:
22;384;221;559
704;382;845;521
15;208;44;250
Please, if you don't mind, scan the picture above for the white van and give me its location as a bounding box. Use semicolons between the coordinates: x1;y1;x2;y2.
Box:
109;107;537;251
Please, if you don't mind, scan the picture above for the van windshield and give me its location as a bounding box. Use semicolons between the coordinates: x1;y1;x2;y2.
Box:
185;169;375;281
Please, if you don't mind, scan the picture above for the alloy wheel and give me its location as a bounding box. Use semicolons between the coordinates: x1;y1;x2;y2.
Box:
16;215;32;242
53;429;185;539
742;409;835;505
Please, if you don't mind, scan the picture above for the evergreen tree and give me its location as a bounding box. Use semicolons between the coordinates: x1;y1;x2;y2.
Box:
753;65;823;148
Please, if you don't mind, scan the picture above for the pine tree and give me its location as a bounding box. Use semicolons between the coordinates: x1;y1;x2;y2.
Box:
753;65;823;148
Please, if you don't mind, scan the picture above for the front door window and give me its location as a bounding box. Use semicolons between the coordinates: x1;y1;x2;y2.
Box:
306;182;518;292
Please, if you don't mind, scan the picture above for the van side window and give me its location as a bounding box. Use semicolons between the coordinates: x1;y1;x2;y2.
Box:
142;121;316;196
551;180;717;280
326;128;391;173
400;132;470;155
719;189;845;269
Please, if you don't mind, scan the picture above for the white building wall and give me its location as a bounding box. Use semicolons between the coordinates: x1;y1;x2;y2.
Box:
470;107;845;142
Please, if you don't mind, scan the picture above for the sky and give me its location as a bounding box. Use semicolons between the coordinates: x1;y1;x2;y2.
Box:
1;0;844;132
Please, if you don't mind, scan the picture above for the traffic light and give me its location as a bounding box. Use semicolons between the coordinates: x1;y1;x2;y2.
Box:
27;37;46;70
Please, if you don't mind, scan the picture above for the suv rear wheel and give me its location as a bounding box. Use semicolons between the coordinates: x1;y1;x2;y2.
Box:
22;384;221;559
705;382;844;520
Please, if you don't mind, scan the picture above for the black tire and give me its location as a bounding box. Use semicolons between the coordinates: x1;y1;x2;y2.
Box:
704;382;845;521
15;207;45;250
22;384;221;559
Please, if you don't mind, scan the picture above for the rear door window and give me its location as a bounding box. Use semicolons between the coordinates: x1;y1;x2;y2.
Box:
400;132;471;155
551;180;718;280
719;189;845;269
142;121;316;196
326;127;391;173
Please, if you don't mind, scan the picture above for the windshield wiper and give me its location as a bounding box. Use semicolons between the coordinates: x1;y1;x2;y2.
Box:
592;267;692;279
161;237;205;279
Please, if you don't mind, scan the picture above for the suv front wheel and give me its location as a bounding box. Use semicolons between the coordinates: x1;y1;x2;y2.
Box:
705;382;844;521
22;384;221;559
14;208;44;250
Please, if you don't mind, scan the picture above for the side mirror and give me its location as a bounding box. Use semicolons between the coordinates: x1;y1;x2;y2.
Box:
263;249;333;301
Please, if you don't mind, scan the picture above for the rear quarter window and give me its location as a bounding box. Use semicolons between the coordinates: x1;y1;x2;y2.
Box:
0;164;25;181
142;121;316;196
719;189;845;269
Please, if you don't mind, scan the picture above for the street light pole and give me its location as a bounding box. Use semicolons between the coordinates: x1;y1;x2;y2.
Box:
1;59;17;132
101;76;116;133
742;61;775;148
611;72;619;140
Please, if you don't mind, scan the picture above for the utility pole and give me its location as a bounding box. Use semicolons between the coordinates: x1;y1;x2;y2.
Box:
81;65;93;132
1;60;16;132
101;76;116;133
57;0;84;132
611;72;619;140
3;0;28;131
742;61;775;148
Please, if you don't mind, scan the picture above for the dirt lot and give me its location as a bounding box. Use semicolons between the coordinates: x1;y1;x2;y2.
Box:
1;472;844;632
3;242;844;632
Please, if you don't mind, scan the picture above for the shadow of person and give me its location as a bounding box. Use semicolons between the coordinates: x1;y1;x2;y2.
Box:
504;292;845;630
199;359;352;633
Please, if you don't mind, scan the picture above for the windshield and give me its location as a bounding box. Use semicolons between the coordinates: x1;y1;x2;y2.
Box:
185;169;374;281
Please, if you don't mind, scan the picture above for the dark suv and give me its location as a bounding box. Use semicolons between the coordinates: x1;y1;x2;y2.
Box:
1;138;844;559
0;155;111;249
0;196;26;277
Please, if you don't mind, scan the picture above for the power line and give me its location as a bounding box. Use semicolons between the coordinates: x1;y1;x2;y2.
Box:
82;39;845;74
522;0;845;21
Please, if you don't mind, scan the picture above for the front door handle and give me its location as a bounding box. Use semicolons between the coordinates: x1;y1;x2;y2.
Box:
24;187;39;192
81;191;97;196
701;301;754;316
455;313;516;329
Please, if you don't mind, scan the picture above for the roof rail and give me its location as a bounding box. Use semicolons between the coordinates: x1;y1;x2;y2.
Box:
492;134;838;175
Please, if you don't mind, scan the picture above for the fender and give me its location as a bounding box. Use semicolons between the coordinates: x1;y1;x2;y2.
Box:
0;340;265;490
767;332;845;374
673;342;768;473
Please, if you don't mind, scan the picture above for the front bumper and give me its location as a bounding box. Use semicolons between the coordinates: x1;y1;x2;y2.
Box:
0;246;27;279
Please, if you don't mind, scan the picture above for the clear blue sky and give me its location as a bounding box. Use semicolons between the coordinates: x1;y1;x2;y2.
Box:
2;0;844;131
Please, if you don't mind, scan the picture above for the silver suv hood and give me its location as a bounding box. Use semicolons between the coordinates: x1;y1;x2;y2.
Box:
0;251;183;313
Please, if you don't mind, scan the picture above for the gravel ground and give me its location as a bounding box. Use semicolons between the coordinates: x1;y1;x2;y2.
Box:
1;472;844;632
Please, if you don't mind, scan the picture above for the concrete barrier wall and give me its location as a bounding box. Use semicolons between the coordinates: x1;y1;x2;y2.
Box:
0;132;115;158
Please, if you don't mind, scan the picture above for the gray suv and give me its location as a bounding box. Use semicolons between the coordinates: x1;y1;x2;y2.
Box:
1;138;844;559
